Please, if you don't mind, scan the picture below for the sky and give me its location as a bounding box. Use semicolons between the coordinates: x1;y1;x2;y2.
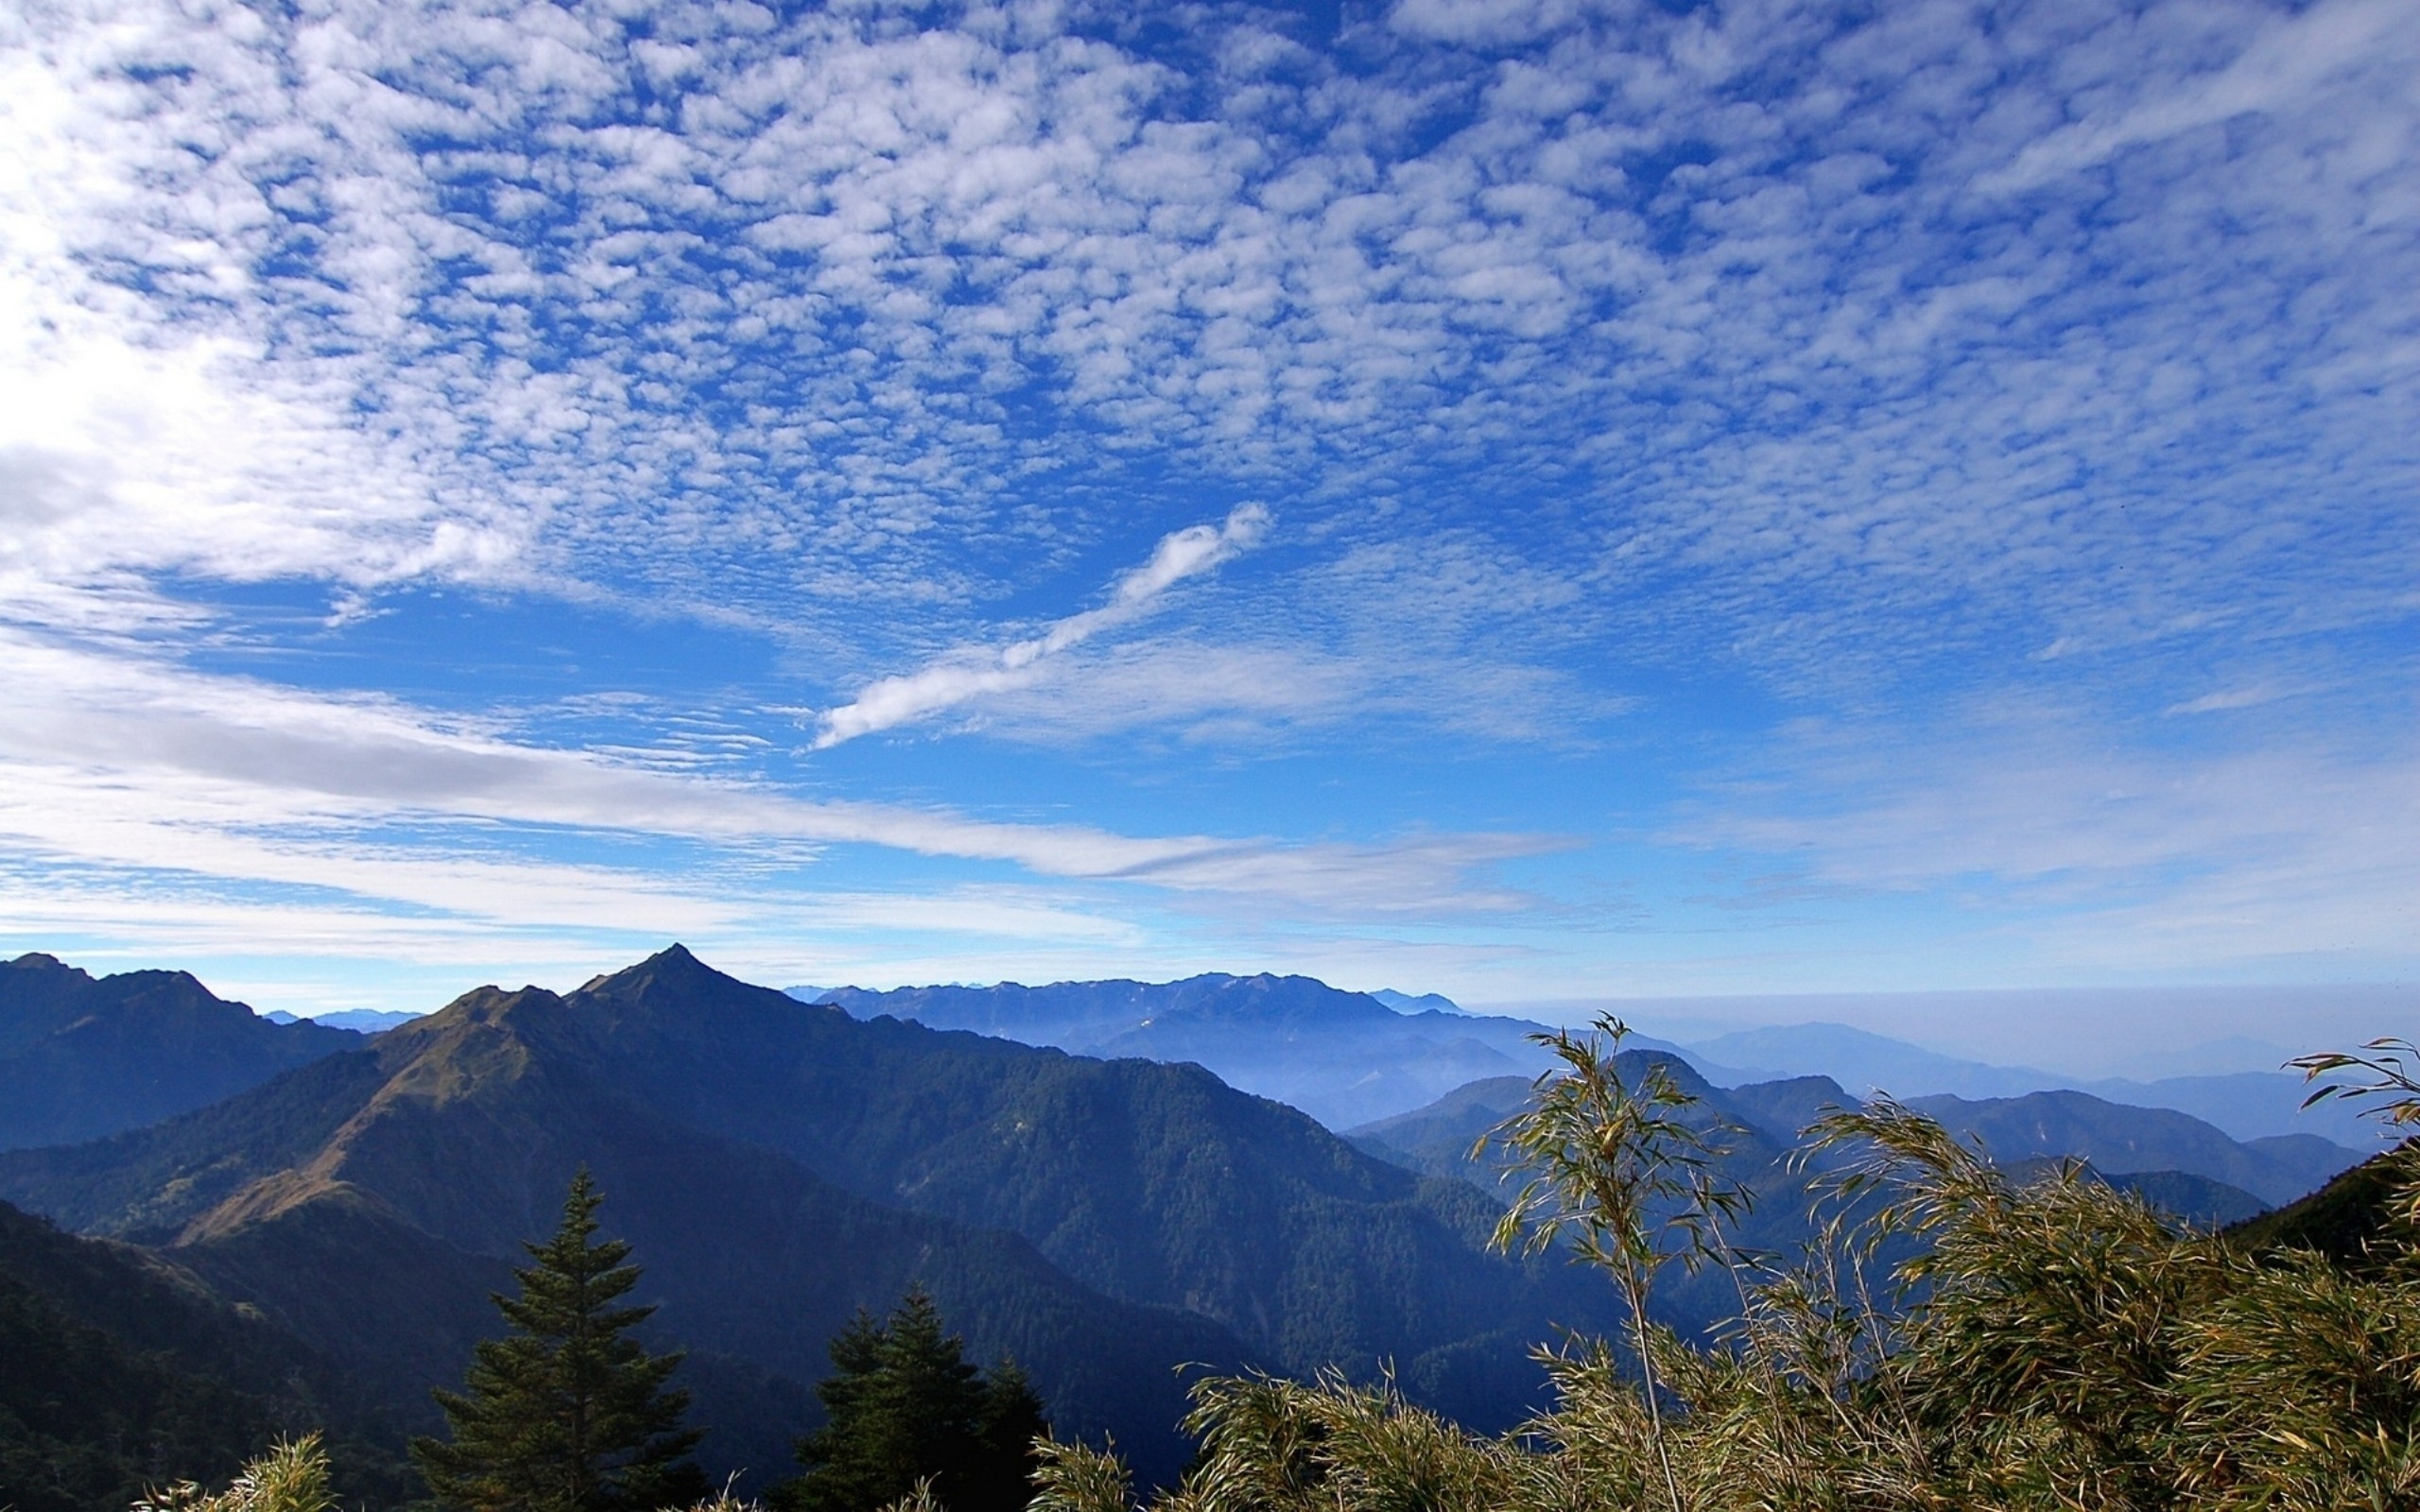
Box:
0;0;2414;1058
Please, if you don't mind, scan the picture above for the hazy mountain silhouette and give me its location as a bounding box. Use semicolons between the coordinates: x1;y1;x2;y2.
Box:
1353;1064;2338;1245
817;985;2359;1145
1368;989;1462;1015
0;953;359;1151
1683;1020;2379;1147
1908;1091;2362;1207
261;1007;426;1034
811;973;1730;1128
1356;1069;2355;1208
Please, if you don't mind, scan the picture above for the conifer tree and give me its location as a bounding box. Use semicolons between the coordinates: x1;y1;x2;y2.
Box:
413;1171;706;1512
775;1289;1046;1512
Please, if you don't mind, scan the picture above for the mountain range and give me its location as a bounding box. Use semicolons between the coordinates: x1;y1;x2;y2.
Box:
807;974;1731;1130
0;1195;418;1511
1349;1066;2360;1226
261;1007;427;1034
1681;1021;2380;1147
0;953;359;1151
803;979;2376;1152
0;948;1630;1490
0;947;2389;1506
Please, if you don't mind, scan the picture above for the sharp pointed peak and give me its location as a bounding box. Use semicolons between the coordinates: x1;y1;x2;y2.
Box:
573;943;772;1007
630;941;717;979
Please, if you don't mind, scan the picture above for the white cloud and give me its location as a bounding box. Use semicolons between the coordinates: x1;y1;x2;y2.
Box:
1980;0;2418;193
1669;711;2420;971
2164;685;2294;716
0;0;2412;997
0;9;532;633
0;626;1544;923
813;503;1270;747
3;0;2410;689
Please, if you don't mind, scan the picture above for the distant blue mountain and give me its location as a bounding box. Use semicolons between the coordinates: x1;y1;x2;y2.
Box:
1687;1022;2061;1099
1906;1090;2363;1207
1683;1021;2382;1149
260;1007;424;1034
798;980;2385;1153
1352;1068;2348;1230
1369;988;1463;1015
802;973;1736;1129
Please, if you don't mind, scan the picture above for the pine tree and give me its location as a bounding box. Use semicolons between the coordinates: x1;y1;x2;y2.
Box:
412;1171;706;1512
774;1289;1046;1512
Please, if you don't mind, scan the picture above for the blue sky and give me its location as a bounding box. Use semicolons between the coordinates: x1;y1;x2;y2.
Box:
0;0;2413;1048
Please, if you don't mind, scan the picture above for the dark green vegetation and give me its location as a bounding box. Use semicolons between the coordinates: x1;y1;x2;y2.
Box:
415;1173;707;1512
0;947;1622;1490
1036;1029;2420;1512
0;954;356;1151
776;1290;1045;1512
0;1198;411;1512
2230;1140;2420;1268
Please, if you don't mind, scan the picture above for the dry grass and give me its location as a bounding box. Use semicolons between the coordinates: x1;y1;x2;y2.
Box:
1032;1022;2420;1512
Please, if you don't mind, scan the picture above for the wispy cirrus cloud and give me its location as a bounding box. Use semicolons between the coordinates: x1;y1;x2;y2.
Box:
0;626;1546;924
1668;708;2420;971
813;504;1270;747
2164;685;2296;717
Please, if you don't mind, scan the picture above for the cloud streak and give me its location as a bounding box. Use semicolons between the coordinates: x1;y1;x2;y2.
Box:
0;625;1542;925
1666;709;2420;971
813;504;1270;747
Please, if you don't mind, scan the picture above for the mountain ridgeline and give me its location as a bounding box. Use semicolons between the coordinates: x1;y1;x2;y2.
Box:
811;973;1720;1129
0;1197;417;1511
0;947;2389;1508
813;976;2375;1151
1688;1020;2382;1146
1348;1064;2361;1230
0;948;1623;1489
0;953;360;1151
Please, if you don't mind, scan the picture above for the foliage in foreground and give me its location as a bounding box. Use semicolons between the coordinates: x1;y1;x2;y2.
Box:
131;1435;334;1512
773;1288;1047;1512
1026;1028;2420;1512
413;1171;707;1512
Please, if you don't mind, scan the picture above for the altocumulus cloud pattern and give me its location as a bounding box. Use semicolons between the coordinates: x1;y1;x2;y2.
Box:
0;0;2413;1010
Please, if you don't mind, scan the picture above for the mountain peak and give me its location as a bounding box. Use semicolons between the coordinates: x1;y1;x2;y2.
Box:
1;953;362;1150
560;946;818;1045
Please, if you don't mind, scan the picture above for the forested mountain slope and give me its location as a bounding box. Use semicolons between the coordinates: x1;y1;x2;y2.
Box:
0;1198;411;1511
0;947;1624;1486
0;953;358;1150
